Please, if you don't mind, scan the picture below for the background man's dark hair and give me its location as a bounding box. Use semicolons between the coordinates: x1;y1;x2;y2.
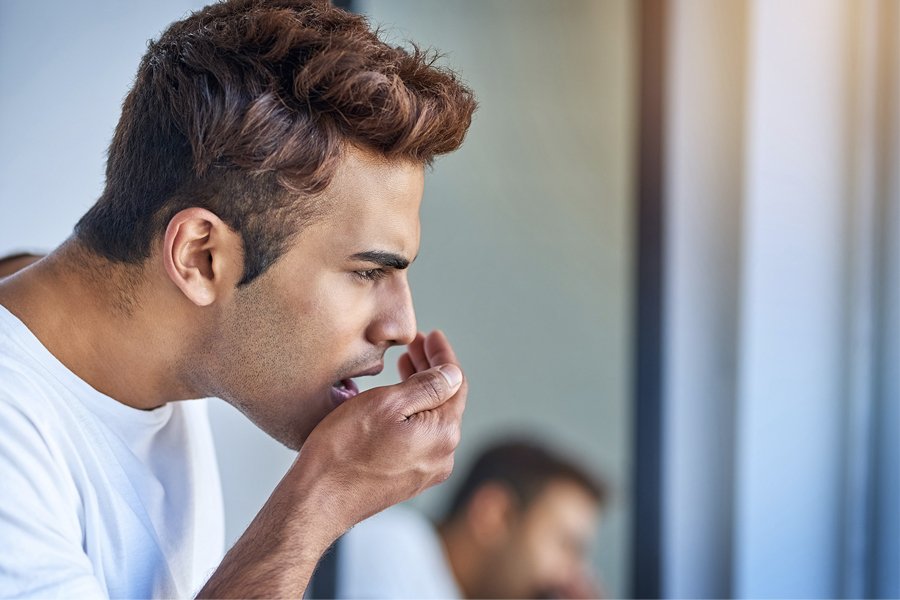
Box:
442;439;609;521
75;0;476;285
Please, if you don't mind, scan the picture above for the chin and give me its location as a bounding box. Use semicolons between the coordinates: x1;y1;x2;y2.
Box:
268;410;320;451
261;419;317;451
276;433;307;452
223;393;319;452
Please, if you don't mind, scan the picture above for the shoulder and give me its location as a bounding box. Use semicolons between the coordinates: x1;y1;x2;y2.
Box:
339;506;432;594
338;505;458;599
0;361;57;426
0;344;85;492
0;366;103;597
0;360;82;549
0;361;71;481
344;504;437;550
0;351;69;440
0;312;60;413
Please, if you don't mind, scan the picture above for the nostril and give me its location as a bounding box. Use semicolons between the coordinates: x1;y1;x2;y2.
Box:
367;290;416;346
396;323;417;347
365;321;416;348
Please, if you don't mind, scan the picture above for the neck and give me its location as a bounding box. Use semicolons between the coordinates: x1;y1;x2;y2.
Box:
0;239;198;409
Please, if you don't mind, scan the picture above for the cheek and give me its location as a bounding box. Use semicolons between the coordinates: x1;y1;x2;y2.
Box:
306;277;378;338
261;279;334;352
221;285;319;390
226;273;374;394
523;523;574;583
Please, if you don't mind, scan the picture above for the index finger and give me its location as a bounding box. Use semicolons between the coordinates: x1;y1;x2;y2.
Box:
423;330;459;368
423;331;466;420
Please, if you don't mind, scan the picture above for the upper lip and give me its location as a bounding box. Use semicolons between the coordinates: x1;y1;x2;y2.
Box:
346;363;384;380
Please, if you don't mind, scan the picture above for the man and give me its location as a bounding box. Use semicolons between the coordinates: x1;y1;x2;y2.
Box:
336;440;608;599
0;0;475;597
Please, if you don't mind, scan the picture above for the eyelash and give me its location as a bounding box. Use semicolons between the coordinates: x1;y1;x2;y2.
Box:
353;268;388;282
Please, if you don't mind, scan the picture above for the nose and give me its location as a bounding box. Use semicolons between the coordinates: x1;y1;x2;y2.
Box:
366;276;417;348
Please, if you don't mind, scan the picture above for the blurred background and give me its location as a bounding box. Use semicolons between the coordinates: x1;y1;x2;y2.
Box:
0;1;897;598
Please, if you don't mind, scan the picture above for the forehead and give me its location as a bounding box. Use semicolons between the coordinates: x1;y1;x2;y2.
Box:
527;479;600;528
267;146;424;272
322;147;424;219
315;146;425;253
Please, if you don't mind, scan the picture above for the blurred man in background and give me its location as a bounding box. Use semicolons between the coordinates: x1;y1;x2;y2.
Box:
332;440;608;599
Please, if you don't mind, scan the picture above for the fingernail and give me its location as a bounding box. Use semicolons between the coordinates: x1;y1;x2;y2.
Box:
438;364;462;388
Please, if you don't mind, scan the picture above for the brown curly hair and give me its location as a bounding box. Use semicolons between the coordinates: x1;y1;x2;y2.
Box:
75;0;476;285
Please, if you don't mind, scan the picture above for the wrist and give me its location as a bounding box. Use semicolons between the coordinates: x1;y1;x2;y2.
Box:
197;468;341;598
277;458;348;553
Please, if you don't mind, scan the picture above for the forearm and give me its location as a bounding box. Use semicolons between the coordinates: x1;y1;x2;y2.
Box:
196;471;339;599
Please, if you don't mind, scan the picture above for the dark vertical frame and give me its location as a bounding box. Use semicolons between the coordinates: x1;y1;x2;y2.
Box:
632;0;667;598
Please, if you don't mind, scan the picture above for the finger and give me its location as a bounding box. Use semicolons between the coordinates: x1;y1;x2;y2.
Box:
386;364;463;418
397;352;415;380
406;331;429;373
436;375;468;422
423;330;459;368
423;331;467;420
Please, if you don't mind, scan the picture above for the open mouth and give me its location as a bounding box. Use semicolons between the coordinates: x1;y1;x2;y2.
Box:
330;378;360;406
329;363;384;407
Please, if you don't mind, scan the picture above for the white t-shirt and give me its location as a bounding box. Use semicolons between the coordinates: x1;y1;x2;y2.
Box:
337;505;462;599
0;304;225;598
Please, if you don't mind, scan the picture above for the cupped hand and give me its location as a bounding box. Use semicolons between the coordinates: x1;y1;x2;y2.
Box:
292;330;468;537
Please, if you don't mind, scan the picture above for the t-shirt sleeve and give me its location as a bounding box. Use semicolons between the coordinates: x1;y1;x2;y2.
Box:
0;395;107;598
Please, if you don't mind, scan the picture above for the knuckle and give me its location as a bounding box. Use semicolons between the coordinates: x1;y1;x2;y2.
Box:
437;457;455;483
374;390;400;419
415;372;446;404
439;425;457;452
448;425;461;449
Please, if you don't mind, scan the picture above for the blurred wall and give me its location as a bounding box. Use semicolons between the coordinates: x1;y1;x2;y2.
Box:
0;0;207;250
0;1;637;597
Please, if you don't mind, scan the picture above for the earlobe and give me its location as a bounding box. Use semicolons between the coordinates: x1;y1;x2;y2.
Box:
163;208;239;307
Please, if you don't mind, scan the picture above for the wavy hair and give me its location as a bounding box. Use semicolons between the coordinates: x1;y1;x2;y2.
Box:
75;0;476;285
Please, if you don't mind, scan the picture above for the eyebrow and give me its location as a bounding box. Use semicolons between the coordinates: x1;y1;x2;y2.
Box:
348;250;413;270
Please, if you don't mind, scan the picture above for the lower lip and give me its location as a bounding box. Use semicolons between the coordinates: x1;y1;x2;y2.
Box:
330;379;360;407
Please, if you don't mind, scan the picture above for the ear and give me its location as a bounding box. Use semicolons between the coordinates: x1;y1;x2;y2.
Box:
162;208;242;306
465;482;518;547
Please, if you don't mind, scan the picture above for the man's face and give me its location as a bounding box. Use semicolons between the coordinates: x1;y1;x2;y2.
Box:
198;147;423;450
491;479;600;599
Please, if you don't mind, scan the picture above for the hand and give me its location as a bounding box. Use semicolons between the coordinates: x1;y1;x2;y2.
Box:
292;330;468;537
198;330;467;598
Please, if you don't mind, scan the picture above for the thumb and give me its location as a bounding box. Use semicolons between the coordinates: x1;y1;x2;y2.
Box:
388;364;463;419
